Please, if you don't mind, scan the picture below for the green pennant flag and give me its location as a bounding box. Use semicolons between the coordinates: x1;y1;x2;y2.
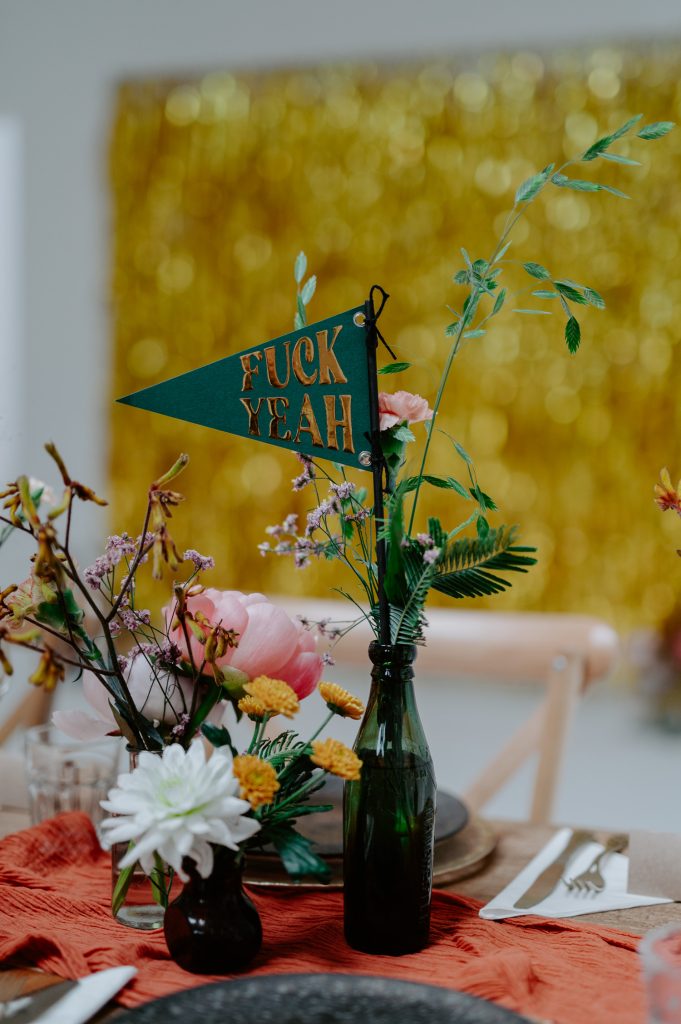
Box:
118;305;374;471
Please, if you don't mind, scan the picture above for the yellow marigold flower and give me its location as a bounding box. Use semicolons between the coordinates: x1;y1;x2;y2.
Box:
318;681;364;720
233;754;280;809
238;695;267;720
310;738;362;781
654;468;681;516
244;676;299;718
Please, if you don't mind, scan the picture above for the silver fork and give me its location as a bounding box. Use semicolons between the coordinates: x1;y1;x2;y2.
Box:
565;833;629;894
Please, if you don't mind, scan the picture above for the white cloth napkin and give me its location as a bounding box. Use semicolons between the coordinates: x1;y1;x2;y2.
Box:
480;827;674;920
35;966;137;1023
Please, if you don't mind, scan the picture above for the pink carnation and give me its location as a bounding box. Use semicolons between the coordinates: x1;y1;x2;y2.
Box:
378;390;434;431
165;589;324;699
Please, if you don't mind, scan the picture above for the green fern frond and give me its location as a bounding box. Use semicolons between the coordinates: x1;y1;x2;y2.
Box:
388;601;427;646
432;526;536;599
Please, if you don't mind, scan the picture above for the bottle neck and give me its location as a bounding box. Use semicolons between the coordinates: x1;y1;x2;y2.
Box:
368;642;416;695
355;643;430;762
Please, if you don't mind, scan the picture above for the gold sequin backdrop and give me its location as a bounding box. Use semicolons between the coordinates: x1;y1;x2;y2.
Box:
109;47;681;631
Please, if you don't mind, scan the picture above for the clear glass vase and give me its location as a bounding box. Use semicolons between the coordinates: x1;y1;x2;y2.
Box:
110;749;175;931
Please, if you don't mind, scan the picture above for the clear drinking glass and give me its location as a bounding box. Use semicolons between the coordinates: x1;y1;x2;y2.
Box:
110;747;174;931
641;922;681;1023
24;725;120;838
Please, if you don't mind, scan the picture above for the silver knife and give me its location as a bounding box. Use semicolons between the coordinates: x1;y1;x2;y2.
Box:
513;830;595;910
5;979;78;1023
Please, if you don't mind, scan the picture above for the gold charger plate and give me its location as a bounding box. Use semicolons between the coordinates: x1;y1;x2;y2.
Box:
244;814;496;890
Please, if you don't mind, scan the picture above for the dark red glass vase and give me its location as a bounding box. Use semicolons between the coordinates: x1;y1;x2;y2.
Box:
163;846;262;974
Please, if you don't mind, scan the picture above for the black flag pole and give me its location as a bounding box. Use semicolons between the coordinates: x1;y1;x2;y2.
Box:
364;286;394;648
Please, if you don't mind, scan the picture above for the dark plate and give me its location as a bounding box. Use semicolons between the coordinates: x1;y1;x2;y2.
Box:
260;776;468;857
116;973;530;1023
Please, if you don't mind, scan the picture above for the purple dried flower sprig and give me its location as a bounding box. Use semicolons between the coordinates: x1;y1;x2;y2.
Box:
0;447;216;755
183;549;215;573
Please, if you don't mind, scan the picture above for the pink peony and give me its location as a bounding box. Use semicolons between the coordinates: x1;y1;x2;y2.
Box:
52;660;195;741
53;591;324;742
165;589;324;700
378;390;433;432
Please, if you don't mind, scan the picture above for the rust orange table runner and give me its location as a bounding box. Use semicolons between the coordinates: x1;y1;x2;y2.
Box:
0;814;646;1023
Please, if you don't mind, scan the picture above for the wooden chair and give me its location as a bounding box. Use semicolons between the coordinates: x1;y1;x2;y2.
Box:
0;687;53;746
275;598;620;824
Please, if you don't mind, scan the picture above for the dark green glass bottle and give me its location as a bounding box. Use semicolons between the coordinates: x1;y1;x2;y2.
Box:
343;642;436;955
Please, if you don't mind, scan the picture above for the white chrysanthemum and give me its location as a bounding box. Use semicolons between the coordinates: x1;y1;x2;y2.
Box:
100;741;260;880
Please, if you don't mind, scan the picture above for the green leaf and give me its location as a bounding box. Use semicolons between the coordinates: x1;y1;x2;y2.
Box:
491;288;506;317
598;184;630;199
293;311;304;330
473;487;498;512
453;440;472;464
476;515;489;538
637;121;675;140
392;424;415;444
296;293;306;325
445;322;461;337
565;316;581;354
340;513;355;542
36;598;76;633
552;176;602;192
461;290;481;327
294;251;307;284
599;152;641;167
512;308;552;315
609;113;643;141
523;262;551;280
583;287;606;310
280;803;334;818
269;823;331;882
423;475;471;499
384;494;407;606
463;328;486;339
112;856;136;916
581;135;613;162
532;289;559;299
515;164;554;203
396;475;471;500
554;172;630;198
460;247;473;271
149;854;173;908
469;484;497;512
494;240;512;262
201;723;238;756
453;269;469;284
378;361;412;375
472;258;488;276
448;478;471;500
554;281;588;305
300;275;316;305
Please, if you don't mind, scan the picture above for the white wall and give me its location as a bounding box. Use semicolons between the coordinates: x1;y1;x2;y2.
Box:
0;116;21;485
1;0;681;559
